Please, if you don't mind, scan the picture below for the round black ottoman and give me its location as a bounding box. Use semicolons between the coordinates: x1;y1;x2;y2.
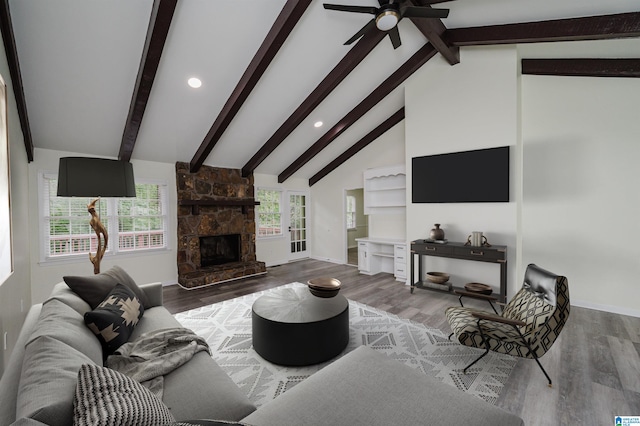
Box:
251;286;349;366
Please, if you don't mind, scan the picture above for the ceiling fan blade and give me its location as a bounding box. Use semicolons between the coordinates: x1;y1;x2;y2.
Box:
388;26;401;49
402;6;449;19
323;4;378;14
411;0;453;4
344;19;376;45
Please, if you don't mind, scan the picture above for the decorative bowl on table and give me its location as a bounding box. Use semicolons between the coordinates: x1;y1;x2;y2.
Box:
307;277;341;298
464;282;493;295
425;272;450;285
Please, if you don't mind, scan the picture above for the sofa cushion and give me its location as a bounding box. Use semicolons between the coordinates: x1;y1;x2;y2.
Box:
73;364;175;426
16;336;96;426
84;283;144;355
63;265;150;309
162;351;257;421
28;298;103;364
47;282;92;315
242;345;524;426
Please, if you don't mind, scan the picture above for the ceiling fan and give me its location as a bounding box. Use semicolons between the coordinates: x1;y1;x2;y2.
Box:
323;0;450;49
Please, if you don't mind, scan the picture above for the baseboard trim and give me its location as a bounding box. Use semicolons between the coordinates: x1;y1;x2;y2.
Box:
572;299;640;318
175;271;268;290
310;255;344;265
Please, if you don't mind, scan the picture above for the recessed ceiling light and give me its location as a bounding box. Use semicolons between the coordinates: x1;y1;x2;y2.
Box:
188;77;202;88
314;121;323;128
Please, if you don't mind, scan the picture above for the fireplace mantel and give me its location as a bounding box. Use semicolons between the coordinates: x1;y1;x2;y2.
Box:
179;198;260;215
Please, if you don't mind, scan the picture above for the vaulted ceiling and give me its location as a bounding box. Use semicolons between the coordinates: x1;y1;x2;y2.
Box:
3;0;640;185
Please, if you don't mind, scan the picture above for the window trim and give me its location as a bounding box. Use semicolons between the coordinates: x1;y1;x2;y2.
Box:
38;172;170;264
256;187;284;239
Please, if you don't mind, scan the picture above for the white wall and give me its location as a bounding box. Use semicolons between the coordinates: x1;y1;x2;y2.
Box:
405;46;519;297
311;122;406;264
521;75;640;316
27;148;178;303
0;41;33;371
253;173;309;267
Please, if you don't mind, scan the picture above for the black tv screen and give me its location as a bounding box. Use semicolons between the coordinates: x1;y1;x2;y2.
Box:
412;146;510;203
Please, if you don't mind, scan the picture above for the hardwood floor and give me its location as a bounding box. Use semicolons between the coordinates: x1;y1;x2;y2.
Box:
163;259;640;426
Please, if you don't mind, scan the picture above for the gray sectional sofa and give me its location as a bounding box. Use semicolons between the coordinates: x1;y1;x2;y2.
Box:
0;278;524;426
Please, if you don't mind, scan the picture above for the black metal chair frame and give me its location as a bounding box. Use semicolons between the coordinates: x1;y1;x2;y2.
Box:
449;291;554;387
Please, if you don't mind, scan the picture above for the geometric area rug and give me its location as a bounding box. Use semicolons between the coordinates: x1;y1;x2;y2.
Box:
174;283;516;408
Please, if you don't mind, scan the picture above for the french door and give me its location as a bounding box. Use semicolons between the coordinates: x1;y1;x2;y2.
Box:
288;191;309;261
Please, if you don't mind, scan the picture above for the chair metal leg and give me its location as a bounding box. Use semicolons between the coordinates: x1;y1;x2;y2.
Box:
514;327;552;387
463;348;490;373
463;318;492;373
532;353;553;387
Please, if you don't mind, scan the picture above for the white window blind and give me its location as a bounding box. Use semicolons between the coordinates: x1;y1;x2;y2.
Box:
118;183;166;251
40;174;168;261
256;188;282;238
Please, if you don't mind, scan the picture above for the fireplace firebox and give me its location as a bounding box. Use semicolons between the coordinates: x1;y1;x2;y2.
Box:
199;234;240;267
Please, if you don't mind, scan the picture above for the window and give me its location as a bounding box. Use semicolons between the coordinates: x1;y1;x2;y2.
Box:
346;195;356;230
40;173;168;261
256;188;282;237
117;184;166;251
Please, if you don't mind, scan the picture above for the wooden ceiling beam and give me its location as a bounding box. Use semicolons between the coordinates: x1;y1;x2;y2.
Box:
118;0;177;162
242;27;387;177
522;58;640;78
189;0;313;173
406;0;459;65
279;43;436;183
0;0;33;162
445;12;640;46
309;107;404;186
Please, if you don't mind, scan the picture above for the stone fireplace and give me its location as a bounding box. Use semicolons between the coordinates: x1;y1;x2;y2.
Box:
176;162;266;288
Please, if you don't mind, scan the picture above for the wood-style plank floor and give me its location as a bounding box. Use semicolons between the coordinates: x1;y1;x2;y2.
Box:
163;259;640;426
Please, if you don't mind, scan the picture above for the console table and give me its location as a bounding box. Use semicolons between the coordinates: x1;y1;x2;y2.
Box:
410;240;508;302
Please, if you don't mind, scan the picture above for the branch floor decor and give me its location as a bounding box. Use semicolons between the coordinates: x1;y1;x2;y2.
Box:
175;283;516;407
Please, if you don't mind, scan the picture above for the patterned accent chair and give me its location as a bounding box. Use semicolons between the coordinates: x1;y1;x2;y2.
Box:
445;264;569;387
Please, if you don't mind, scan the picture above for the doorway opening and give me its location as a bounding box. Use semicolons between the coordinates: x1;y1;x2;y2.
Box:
345;188;367;266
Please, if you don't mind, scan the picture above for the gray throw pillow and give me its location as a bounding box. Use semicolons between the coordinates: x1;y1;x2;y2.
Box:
64;265;151;309
73;364;175;426
84;283;144;355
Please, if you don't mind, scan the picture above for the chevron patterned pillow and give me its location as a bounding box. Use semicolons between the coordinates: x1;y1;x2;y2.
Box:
74;363;174;426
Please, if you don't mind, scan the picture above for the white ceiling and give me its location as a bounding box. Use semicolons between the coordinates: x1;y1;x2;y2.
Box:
8;0;640;180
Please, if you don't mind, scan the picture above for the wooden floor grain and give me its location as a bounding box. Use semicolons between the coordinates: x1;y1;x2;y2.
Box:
163;259;640;425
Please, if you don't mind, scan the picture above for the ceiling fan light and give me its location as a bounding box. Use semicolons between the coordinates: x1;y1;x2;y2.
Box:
375;10;399;31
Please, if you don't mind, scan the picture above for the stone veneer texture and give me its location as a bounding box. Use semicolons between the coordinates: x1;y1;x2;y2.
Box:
176;162;265;288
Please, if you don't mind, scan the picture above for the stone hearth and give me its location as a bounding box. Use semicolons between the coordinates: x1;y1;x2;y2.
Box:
176;162;266;288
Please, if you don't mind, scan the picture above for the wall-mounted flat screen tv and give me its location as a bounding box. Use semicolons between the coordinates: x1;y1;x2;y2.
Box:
412;146;510;203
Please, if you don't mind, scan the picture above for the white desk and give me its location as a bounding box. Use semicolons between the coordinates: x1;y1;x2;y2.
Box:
355;237;406;281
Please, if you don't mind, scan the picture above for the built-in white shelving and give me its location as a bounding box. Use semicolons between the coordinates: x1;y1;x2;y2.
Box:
363;165;406;215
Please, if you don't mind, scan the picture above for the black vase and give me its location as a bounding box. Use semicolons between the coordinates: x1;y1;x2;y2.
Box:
430;224;445;240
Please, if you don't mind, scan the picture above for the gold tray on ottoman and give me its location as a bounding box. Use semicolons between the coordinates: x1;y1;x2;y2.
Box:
307;277;341;298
